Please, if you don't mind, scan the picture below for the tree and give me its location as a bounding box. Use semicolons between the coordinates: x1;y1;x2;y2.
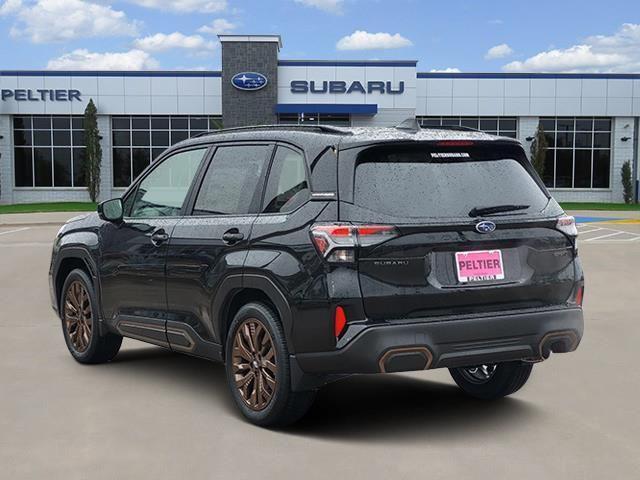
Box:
210;117;224;130
621;160;633;204
530;123;548;179
83;99;102;202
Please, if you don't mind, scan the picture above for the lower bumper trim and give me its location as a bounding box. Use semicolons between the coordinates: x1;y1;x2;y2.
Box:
295;307;584;375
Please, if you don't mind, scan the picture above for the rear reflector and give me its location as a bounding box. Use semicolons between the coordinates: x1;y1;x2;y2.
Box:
334;306;347;337
310;223;398;262
574;285;584;307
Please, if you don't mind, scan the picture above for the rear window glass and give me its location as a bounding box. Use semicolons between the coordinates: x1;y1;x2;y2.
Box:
353;147;549;219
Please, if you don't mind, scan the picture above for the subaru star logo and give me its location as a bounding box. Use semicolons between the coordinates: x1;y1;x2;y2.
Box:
231;72;268;91
475;220;496;234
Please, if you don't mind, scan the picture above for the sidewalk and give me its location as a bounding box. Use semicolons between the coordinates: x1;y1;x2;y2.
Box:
0;211;86;227
566;210;640;221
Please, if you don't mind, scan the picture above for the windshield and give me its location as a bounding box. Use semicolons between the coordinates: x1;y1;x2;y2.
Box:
353;146;549;219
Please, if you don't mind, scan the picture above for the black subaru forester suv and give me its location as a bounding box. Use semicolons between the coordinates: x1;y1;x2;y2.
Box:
49;122;584;427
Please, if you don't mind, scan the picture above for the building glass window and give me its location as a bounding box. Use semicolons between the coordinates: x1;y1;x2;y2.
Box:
540;117;612;189
112;115;222;187
277;113;350;127
13;115;86;188
416;117;518;138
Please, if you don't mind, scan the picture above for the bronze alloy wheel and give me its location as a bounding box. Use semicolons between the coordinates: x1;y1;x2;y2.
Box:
63;281;93;353
232;318;278;411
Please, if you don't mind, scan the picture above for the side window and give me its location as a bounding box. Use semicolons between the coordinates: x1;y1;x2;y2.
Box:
262;146;310;214
129;148;206;218
193;145;270;215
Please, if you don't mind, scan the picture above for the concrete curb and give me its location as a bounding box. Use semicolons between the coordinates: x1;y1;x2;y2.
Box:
0;212;87;228
0;222;67;228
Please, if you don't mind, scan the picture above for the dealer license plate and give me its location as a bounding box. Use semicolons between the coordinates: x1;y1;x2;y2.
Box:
455;249;505;283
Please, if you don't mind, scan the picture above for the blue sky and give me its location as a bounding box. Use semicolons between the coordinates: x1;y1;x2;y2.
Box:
0;0;638;72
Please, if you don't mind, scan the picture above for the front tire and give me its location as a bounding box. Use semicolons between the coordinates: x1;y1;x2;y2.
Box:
60;269;122;364
225;302;316;427
449;361;533;400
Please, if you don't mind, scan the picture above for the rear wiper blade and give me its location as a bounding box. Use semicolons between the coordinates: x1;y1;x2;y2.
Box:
469;204;530;217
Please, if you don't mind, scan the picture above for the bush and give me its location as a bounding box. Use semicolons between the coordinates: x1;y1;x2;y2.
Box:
530;124;548;179
83;99;102;203
621;160;633;204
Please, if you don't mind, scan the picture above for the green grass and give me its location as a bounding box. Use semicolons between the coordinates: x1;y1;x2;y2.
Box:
0;202;97;214
560;202;640;211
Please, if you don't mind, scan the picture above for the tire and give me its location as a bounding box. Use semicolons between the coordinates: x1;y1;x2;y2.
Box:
449;361;533;400
225;302;316;427
60;268;122;364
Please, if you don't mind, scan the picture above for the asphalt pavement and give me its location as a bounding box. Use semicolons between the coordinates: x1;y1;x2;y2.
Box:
1;214;639;480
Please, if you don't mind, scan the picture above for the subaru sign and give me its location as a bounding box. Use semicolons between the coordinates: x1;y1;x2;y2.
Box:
290;80;405;95
231;72;268;91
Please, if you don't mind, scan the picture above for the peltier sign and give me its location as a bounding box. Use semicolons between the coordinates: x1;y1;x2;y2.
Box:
1;89;82;101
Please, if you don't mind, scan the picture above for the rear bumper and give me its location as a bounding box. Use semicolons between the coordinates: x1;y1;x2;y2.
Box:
294;307;583;376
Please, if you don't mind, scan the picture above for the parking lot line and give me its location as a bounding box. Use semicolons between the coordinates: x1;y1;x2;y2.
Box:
584;231;627;242
577;227;603;235
0;227;30;236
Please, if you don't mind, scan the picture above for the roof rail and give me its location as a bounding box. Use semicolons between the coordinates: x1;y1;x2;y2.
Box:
420;125;483;133
394;118;485;134
190;124;353;138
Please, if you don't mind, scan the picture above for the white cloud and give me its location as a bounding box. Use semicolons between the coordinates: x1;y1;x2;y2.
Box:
503;45;625;73
429;67;461;73
47;49;159;70
0;0;21;15
485;43;513;60
198;18;237;35
128;0;226;13
3;0;138;43
336;30;413;50
133;32;216;52
503;23;640;73
488;19;503;25
294;0;343;14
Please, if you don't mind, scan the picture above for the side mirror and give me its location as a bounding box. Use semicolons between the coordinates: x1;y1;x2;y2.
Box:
98;198;124;223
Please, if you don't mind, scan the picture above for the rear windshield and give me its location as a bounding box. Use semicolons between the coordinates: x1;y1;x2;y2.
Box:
353;146;549;219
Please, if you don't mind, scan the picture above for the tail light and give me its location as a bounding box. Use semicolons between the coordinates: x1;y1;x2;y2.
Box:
570;284;584;307
334;306;347;337
310;223;398;263
556;215;578;237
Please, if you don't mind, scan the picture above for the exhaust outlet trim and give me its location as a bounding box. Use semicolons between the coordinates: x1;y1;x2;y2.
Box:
538;330;579;358
379;346;433;373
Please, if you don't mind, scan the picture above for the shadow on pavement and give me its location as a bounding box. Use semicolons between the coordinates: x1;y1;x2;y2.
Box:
109;346;542;443
287;375;542;443
108;346;236;414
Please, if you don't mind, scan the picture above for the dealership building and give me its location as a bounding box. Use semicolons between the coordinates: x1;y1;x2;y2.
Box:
1;34;639;204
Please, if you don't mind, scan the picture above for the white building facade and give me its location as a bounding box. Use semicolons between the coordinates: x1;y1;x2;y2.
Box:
0;35;638;204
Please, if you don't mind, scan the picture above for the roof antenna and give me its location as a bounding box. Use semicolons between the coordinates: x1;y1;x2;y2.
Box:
395;118;420;132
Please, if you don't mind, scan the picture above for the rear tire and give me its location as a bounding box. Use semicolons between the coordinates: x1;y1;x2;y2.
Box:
60;269;122;364
225;302;316;427
449;361;533;400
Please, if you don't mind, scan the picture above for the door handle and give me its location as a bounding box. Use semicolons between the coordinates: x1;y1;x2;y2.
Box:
222;229;244;245
150;228;169;247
